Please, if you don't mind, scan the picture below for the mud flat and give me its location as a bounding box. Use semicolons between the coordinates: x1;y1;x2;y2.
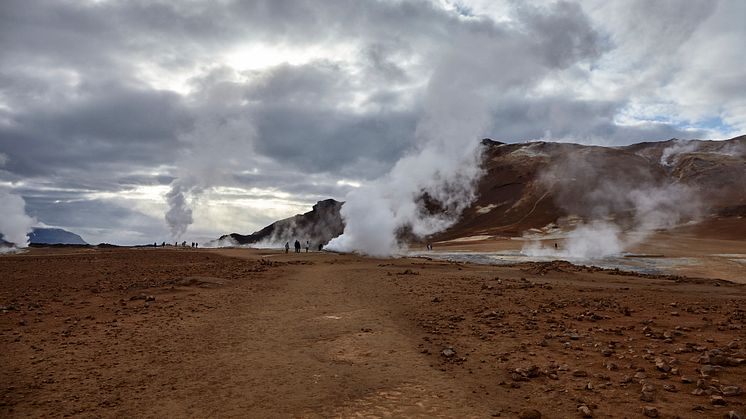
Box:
1;247;745;418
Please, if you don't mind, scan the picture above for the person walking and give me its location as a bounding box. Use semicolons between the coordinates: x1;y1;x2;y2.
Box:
305;240;310;253
285;242;290;253
294;239;301;253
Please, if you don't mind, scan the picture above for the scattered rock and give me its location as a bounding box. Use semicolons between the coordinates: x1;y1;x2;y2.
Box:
712;395;727;406
441;347;456;358
721;385;742;397
725;411;745;419
578;405;592;417
572;370;588;377
642;406;659;417
518;409;542;419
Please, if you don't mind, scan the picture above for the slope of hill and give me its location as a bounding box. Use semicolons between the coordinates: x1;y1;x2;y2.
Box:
219;199;344;247
435;135;746;240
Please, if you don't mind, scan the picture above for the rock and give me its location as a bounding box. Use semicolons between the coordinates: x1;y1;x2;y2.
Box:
441;347;456;358
129;293;147;301
640;391;655;402
721;385;742;397
663;384;678;392
578;405;592;418
711;395;727;406
18;319;27;326
655;358;671;372
681;376;693;384
145;295;156;302
725;411;745;419
642;406;659;417
573;370;588;377
518;409;542;419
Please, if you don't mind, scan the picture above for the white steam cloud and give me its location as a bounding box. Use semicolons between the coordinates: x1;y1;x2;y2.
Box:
165;179;196;238
328;3;605;256
660;139;699;166
523;151;704;259
164;80;256;239
0;188;36;249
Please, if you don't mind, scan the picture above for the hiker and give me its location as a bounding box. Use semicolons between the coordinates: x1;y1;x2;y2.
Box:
305;240;310;252
554;243;558;250
294;239;301;253
318;243;323;251
285;242;290;253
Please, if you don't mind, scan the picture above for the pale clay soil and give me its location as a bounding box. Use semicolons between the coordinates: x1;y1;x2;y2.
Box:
1;236;745;418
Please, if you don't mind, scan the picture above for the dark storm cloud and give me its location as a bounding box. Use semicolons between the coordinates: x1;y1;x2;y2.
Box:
0;81;191;177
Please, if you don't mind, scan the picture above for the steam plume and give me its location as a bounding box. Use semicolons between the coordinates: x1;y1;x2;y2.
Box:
162;86;256;239
328;2;605;256
0;188;35;249
523;151;704;259
165;180;195;238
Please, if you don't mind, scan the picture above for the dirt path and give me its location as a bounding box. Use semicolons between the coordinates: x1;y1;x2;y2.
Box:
188;249;490;418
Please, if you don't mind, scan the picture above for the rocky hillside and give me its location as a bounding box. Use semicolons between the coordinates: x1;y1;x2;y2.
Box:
436;135;746;240
219;199;344;247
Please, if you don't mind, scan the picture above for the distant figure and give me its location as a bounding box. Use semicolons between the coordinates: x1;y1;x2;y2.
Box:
182;241;187;247
305;240;309;252
294;239;301;253
554;243;558;250
285;242;290;253
174;241;177;247
426;243;432;251
162;241;166;247
318;243;323;251
153;242;157;247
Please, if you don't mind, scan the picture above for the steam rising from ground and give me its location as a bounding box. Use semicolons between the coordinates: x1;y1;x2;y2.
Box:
327;3;605;256
0;188;35;249
164;94;256;239
165;180;195;238
523;150;704;259
660;140;699;166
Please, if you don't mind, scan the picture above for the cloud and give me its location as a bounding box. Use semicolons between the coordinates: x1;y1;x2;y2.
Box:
0;0;743;244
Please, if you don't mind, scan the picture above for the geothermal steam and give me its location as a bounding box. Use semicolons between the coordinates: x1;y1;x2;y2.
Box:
523;150;703;259
163;93;256;239
0;188;35;249
328;2;604;256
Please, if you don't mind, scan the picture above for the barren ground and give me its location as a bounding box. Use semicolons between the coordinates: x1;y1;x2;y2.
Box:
1;245;745;418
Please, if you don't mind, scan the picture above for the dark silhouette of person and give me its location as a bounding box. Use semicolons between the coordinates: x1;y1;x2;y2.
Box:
294;240;301;253
285;242;290;253
318;243;323;251
305;240;309;252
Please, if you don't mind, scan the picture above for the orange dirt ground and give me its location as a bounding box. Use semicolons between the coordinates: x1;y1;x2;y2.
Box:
1;244;745;418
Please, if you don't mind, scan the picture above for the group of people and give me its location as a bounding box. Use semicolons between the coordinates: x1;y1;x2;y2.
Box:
151;241;199;248
284;239;322;253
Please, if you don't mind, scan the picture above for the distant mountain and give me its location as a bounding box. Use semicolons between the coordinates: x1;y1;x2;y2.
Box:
219;199;344;247
28;228;88;245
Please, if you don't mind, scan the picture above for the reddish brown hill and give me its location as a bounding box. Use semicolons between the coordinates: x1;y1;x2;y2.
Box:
435;135;746;240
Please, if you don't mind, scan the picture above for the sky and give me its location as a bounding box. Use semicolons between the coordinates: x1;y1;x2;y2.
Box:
1;0;744;245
